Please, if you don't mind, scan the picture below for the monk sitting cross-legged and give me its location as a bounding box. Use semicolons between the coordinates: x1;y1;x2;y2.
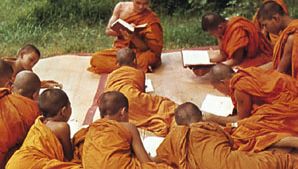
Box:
82;91;172;169
204;63;298;152
156;102;298;169
104;47;177;136
6;89;82;169
192;12;273;76
0;60;40;169
257;1;298;79
88;0;163;74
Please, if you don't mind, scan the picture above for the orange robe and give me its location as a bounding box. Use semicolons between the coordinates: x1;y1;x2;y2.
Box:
221;16;272;68
82;119;172;169
5;117;82;169
0;88;39;168
157;122;297;169
105;66;177;136
252;0;289;46
88;8;163;73
229;67;298;152
273;19;298;79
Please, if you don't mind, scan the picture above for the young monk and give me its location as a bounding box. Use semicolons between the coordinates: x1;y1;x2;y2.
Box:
12;70;41;100
0;60;40;169
6;89;82;169
156;102;298;169
82;91;171;169
192;12;273;76
257;1;298;79
4;44;61;88
104;47;177;136
88;0;163;74
204;63;298;152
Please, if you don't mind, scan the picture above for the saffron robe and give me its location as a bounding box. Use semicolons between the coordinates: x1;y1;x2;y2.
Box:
5;117;82;169
88;8;163;73
82;119;172;169
157;122;297;169
273;19;298;79
105;66;177;136
221;16;272;68
0;88;39;168
230;67;298;152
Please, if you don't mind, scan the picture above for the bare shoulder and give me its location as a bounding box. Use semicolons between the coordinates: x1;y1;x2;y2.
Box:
286;34;295;45
120;122;138;134
45;121;70;136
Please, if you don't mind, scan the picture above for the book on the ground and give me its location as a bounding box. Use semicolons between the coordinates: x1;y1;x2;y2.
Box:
200;94;234;117
145;79;154;93
181;50;215;68
142;136;164;157
111;18;147;33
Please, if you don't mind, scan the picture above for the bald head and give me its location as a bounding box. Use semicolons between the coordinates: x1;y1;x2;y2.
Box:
17;44;40;58
116;47;136;66
202;12;226;31
0;60;13;87
175;102;202;126
257;1;286;20
13;70;41;99
99;91;129;118
209;64;235;83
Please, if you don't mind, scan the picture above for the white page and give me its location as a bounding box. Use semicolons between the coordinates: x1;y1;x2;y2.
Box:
142;136;164;157
145;79;154;93
182;50;213;66
200;94;234;117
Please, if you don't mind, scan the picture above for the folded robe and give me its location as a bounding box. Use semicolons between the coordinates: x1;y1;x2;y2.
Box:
105;66;177;136
82;118;172;169
5;117;82;169
88;8;163;73
157;122;297;169
0;88;39;168
229;67;298;152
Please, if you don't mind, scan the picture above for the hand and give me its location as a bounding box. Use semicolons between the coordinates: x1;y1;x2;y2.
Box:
42;80;63;89
119;29;133;41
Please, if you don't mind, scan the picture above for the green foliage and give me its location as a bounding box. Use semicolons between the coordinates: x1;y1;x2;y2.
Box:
222;0;260;19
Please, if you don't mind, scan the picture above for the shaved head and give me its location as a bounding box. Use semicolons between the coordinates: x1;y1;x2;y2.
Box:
99;91;129;118
0;60;13;87
17;44;40;58
39;89;70;118
257;1;286;20
175;102;202;126
116;47;136;66
13;70;41;99
201;12;226;31
209;63;235;83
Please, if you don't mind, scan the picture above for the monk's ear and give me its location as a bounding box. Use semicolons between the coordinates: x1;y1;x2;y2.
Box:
272;13;281;23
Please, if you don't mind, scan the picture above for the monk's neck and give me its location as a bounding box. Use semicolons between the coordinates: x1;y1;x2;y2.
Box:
281;16;293;30
13;60;24;76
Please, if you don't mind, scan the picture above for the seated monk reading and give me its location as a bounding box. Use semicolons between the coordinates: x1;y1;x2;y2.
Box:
6;89;82;169
0;60;40;168
88;0;163;74
257;1;298;79
82;91;172;169
252;0;288;46
204;63;298;152
3;44;62;88
156;102;298;169
104;47;177;136
192;12;272;76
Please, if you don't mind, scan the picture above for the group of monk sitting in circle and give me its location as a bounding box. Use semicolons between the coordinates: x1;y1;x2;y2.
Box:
1;0;298;168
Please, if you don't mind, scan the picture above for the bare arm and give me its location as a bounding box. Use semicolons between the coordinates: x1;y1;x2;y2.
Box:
222;47;245;66
105;2;122;36
203;113;238;126
52;123;73;161
234;89;252;119
277;34;294;74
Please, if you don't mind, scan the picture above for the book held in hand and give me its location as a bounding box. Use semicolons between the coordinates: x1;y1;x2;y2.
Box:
181;50;215;68
111;18;147;33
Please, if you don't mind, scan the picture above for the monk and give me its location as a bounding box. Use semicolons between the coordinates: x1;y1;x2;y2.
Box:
88;0;163;74
156;102;298;169
104;47;177;136
204;63;298;152
6;89;82;169
192;12;272;76
4;44;62;88
253;0;288;46
257;1;298;79
82;91;171;169
12;70;41;100
0;60;40;168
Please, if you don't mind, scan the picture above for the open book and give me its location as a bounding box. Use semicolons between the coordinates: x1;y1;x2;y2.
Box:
181;50;215;67
111;18;147;33
142;136;164;157
200;94;234;117
145;79;154;93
